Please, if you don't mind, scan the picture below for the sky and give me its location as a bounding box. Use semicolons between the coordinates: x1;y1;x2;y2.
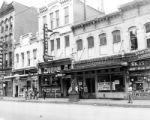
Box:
0;0;134;14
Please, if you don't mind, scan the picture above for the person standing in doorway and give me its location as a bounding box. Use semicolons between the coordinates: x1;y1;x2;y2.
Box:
127;84;133;103
42;88;46;100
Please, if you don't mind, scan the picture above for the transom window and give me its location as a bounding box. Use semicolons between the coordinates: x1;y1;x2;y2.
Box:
99;33;107;46
112;30;121;43
87;36;94;48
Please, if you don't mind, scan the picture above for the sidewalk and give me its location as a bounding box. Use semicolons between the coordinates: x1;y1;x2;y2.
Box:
1;97;150;108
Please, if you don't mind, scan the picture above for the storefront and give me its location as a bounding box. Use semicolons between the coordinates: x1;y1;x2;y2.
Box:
3;76;14;97
12;67;38;97
73;55;128;99
129;58;150;99
38;58;72;98
127;49;150;99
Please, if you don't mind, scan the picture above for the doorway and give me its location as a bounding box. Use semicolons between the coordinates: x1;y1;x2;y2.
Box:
86;78;95;94
15;85;18;97
63;78;70;97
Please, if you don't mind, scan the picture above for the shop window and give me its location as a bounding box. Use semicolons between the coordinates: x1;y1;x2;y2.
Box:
99;33;107;46
87;36;94;48
111;75;125;92
98;75;111;92
112;30;121;43
129;27;138;50
77;39;83;51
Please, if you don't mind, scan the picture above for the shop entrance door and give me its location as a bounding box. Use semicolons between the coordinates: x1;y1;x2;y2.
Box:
86;78;95;97
15;85;18;97
63;79;70;97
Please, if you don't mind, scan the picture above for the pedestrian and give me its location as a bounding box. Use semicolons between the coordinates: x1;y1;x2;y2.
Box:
34;88;39;100
24;88;28;100
127;84;133;103
42;88;46;100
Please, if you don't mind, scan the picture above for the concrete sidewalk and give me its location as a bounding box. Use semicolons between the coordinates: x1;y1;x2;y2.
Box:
1;97;150;108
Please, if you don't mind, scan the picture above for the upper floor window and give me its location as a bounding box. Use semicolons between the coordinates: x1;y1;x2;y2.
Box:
56;38;60;49
87;36;94;48
129;27;138;50
77;39;83;51
55;10;59;28
50;13;54;29
33;49;37;60
27;51;30;66
9;52;12;67
64;7;69;24
145;23;150;33
112;30;121;43
65;35;70;47
99;33;107;46
21;53;24;67
43;15;47;25
16;54;19;63
51;40;54;51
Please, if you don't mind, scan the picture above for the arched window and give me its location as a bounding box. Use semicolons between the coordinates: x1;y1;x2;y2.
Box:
129;26;138;50
99;33;107;46
145;23;150;33
76;39;83;51
112;30;121;43
87;36;94;48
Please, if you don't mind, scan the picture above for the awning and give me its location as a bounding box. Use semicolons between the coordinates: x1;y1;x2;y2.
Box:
4;74;28;80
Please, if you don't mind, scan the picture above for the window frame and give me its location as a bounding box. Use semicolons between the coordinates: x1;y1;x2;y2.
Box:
56;38;60;49
55;10;59;28
33;49;37;60
65;35;70;47
76;39;83;51
112;30;121;44
99;33;107;46
64;6;69;24
145;23;150;33
50;13;54;29
51;39;54;51
87;36;94;49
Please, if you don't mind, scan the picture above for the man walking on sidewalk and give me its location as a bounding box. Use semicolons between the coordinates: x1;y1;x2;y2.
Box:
127;84;133;103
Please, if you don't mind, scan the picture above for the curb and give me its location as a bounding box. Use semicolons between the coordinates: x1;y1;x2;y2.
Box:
0;99;150;108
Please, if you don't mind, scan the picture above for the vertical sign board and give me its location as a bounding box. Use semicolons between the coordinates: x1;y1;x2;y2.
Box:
43;24;49;55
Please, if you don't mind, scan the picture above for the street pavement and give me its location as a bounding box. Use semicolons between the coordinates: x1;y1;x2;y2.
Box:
1;97;150;108
0;101;150;120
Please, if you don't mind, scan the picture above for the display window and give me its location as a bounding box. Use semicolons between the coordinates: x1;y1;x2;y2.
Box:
98;75;125;92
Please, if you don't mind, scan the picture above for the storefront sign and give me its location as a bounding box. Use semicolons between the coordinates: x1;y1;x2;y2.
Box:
98;82;111;91
129;60;150;71
133;92;150;97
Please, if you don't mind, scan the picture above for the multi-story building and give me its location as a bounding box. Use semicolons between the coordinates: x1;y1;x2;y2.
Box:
38;0;104;98
13;33;43;97
0;1;38;97
71;0;150;99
